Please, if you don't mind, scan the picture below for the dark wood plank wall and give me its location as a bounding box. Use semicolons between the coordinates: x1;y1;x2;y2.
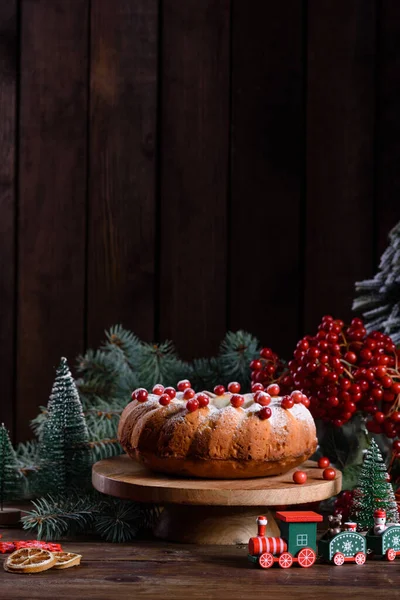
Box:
1;0;400;441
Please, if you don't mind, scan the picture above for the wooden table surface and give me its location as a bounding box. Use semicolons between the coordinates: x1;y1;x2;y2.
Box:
1;528;400;599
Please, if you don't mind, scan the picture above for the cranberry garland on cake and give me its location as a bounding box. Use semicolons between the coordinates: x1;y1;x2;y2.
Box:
118;380;317;479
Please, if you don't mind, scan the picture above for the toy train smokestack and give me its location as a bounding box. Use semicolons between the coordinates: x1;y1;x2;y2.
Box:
248;515;288;556
257;516;268;537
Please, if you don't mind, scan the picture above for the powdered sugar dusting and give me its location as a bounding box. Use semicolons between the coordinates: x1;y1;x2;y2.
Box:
145;392;315;430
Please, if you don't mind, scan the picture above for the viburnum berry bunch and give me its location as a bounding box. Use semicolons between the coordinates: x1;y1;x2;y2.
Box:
250;348;292;393
250;315;400;438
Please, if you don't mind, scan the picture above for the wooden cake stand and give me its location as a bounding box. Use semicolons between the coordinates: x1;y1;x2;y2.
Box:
92;455;341;545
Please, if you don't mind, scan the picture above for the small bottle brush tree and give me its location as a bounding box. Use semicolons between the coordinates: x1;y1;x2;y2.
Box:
38;357;91;495
0;423;22;508
350;438;399;530
353;220;400;342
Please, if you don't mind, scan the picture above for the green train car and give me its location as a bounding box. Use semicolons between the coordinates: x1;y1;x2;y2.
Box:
318;530;367;565
366;525;400;561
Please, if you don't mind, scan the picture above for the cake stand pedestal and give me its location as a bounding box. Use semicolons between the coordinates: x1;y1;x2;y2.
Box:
92;455;341;545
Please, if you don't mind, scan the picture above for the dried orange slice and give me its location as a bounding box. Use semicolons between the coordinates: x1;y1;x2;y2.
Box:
52;551;82;569
4;548;56;573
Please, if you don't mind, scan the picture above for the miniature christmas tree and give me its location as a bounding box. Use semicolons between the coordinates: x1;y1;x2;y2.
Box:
0;424;22;508
350;438;399;530
353;221;400;342
38;357;91;495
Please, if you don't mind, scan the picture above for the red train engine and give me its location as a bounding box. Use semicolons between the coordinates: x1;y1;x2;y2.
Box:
248;512;322;569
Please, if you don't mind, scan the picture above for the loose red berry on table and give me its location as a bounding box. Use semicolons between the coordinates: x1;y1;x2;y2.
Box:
196;393;210;408
267;383;280;396
251;383;264;393
254;391;271;406
228;381;241;394
186;398;199;412
214;385;226;396
177;379;192;392
259;407;272;420
159;393;171;406
164;387;176;399
318;457;330;469
231;394;244;408
152;384;164;396
281;396;294;409
323;468;336;481
293;471;307;485
183;388;195;400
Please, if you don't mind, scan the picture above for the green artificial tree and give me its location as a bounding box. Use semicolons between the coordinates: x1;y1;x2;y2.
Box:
350;438;399;530
0;423;22;508
353;221;400;342
38;357;91;495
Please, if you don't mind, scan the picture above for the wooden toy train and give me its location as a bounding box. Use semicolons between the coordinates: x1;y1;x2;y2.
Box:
248;510;400;568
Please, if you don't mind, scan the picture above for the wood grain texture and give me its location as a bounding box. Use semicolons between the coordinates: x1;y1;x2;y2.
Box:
0;1;17;434
375;1;400;256
88;0;158;347
0;535;400;599
230;0;304;355
159;0;230;358
17;0;88;441
92;455;341;505
305;0;376;333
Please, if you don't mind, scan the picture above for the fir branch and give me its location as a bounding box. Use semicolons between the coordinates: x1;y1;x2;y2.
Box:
137;340;190;388
354;220;400;340
22;492;156;543
30;407;48;440
102;325;142;368
94;498;142;543
218;330;260;389
191;357;223;390
22;493;99;540
88;438;123;461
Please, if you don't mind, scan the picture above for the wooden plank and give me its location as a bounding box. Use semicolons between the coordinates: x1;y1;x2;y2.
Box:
230;0;304;357
0;2;17;434
305;0;376;333
159;0;230;358
88;0;158;347
17;0;88;441
1;538;400;599
375;1;400;256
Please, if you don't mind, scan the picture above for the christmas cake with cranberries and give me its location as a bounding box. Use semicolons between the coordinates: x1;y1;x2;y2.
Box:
118;380;317;479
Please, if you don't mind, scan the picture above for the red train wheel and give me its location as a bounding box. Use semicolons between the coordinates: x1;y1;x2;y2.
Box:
333;552;345;566
386;548;396;562
297;547;316;568
259;552;274;569
278;552;293;569
354;552;366;565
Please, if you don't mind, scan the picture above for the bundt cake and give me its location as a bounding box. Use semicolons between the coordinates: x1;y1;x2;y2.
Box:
118;381;317;479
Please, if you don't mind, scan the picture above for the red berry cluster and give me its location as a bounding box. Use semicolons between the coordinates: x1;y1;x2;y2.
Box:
250;316;400;436
250;348;291;392
289;316;400;433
